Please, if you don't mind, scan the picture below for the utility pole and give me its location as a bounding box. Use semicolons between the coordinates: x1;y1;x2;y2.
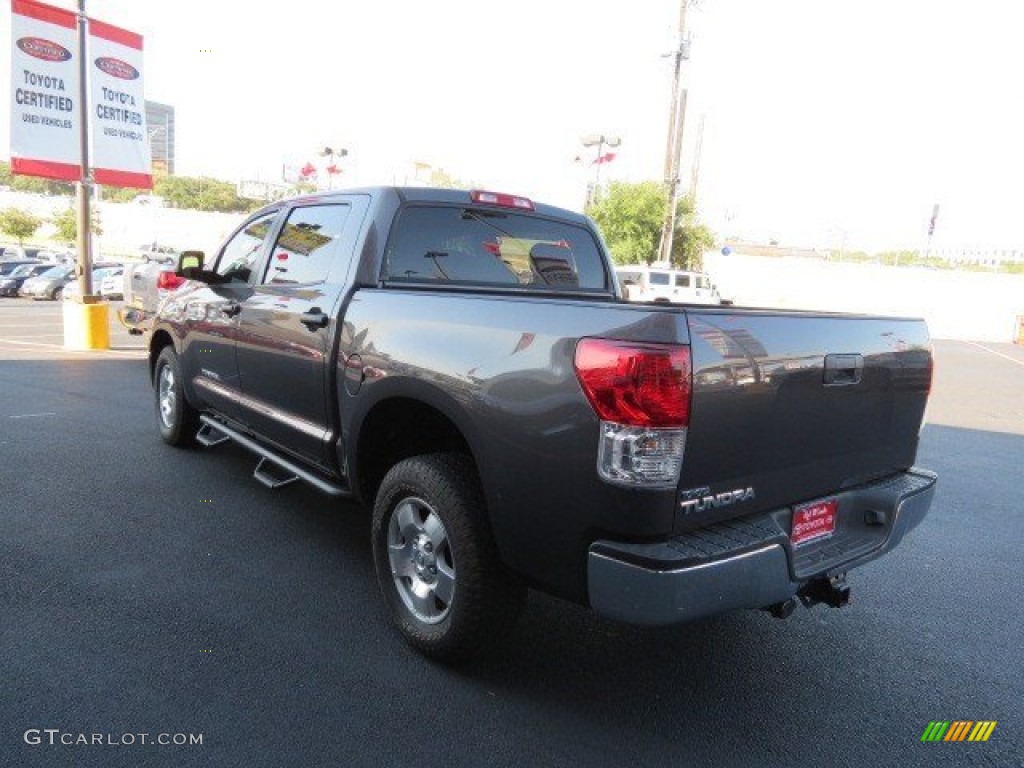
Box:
657;0;690;265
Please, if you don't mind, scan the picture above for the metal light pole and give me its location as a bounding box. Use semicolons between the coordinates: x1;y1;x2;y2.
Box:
75;0;94;298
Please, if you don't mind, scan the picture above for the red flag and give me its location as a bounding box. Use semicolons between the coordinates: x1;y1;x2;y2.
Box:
592;152;617;165
326;164;342;175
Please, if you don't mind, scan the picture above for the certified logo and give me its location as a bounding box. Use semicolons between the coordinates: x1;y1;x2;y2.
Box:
17;37;72;62
95;57;138;80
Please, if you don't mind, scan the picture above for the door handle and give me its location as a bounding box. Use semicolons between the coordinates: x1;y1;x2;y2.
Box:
300;308;329;331
222;303;242;318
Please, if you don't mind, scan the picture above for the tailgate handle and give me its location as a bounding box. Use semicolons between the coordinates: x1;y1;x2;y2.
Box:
823;354;863;386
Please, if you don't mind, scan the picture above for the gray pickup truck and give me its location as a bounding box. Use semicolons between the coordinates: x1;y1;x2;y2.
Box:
145;187;936;659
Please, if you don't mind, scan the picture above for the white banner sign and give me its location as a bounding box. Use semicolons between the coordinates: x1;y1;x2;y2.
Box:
88;17;152;188
9;0;82;181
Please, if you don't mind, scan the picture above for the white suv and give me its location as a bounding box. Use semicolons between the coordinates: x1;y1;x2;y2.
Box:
615;266;726;305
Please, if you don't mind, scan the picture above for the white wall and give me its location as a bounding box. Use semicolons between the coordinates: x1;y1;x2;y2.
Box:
704;251;1024;343
0;189;245;259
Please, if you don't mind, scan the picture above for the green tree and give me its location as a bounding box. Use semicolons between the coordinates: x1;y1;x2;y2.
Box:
154;175;255;212
586;181;715;270
52;207;103;244
100;185;141;203
586;181;666;266
671;195;716;271
0;207;43;244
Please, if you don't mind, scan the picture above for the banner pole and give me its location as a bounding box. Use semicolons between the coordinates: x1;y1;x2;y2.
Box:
75;0;93;298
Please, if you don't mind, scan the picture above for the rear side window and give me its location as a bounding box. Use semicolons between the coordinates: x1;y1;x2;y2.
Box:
262;204;351;285
675;274;691;287
383;206;608;291
649;272;670;286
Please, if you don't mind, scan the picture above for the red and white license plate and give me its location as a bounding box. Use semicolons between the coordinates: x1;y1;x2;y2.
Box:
791;498;838;547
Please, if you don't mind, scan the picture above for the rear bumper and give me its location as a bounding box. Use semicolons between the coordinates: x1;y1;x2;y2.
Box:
588;468;936;625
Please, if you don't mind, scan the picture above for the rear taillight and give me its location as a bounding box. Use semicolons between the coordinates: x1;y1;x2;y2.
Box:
574;339;691;427
574;339;692;488
156;270;186;291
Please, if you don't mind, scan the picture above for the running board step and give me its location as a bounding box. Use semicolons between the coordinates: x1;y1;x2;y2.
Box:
196;422;230;447
254;457;299;489
197;414;351;497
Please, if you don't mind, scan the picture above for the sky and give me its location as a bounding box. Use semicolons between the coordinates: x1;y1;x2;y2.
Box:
3;0;1024;252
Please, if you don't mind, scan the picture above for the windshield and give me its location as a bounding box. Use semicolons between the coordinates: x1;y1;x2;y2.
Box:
11;264;37;277
40;266;71;279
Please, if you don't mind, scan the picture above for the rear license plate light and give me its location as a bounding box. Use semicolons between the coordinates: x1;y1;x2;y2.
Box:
791;498;838;547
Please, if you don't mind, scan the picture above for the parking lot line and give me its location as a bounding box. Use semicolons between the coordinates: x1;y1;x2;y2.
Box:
963;340;1024;368
0;338;145;355
0;323;66;328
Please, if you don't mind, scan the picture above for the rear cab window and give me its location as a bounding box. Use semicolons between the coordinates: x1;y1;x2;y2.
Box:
382;205;609;293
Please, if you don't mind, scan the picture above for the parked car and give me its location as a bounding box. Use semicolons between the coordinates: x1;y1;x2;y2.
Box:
20;264;75;300
35;249;75;263
22;262;120;300
100;268;126;299
117;259;187;334
0;245;43;261
0;258;43;276
143;186;936;661
0;262;52;297
63;266;124;301
139;244;178;264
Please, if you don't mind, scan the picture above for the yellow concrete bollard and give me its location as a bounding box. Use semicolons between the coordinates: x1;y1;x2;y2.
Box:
63;297;111;350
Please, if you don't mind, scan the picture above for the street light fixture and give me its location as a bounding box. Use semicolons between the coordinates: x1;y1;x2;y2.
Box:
317;145;349;190
581;134;621;207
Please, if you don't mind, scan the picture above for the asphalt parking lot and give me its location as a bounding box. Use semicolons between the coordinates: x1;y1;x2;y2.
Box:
1;300;1022;767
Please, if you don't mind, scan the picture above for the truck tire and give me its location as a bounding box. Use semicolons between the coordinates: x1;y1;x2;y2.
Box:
371;453;525;661
154;346;199;447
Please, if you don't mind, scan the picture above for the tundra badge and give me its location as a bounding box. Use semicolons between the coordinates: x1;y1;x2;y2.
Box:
679;486;756;514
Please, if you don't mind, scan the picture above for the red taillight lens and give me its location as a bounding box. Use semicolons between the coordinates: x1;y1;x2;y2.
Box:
156;270;186;291
574;339;692;427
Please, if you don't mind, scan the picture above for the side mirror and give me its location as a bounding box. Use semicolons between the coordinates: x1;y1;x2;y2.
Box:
177;250;205;274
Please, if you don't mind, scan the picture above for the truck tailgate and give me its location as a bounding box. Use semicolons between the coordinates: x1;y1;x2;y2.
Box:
676;310;932;531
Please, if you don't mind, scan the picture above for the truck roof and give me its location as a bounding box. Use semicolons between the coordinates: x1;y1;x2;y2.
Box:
255;186;592;228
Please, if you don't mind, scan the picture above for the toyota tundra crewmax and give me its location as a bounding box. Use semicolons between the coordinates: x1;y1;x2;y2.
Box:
143;187;936;659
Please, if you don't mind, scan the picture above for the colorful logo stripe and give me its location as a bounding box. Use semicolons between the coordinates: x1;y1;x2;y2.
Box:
921;721;996;742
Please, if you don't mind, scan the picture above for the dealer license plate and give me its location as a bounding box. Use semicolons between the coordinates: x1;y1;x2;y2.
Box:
791;498;838;547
